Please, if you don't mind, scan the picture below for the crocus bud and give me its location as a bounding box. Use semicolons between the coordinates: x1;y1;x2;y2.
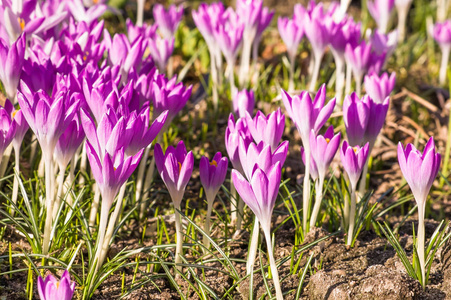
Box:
244;109;285;152
433;20;451;85
0;33;26;100
309;126;341;181
54;116;85;170
214;18;244;65
343;93;371;146
147;36;175;73
233;89;255;119
345;41;373;83
153;4;184;39
37;270;76;300
192;3;226;47
126;18;157;43
364;72;396;104
200;152;228;201
154;141;194;207
340;141;370;189
398;137;441;205
278;17;304;60
367;0;395;33
236;0;263;33
0;100;17;164
281;84;336;147
225;114;252;173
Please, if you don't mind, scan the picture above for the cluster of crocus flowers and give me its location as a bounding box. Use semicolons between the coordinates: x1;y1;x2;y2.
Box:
432;20;451;85
37;270;75;300
282;85;336;233
398;137;441;284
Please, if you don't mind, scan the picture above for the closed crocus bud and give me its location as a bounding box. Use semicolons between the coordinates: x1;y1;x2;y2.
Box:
278;17;304;61
105;33;144;78
238;139;289;180
281;84;336;146
364;72;396;104
367;0;395;33
433;20;451;85
153;4;184;39
37;270;75;300
398;137;441;205
0;100;17;164
370;29;398;57
364;96;390;148
233;89;255;119
255;7;274;44
200;152;228;201
341;141;370;189
345;41;373;85
309;126;341;181
154;140;194;207
192;3;226;46
245;109;285;152
343;93;371;146
126;18;157;43
236;0;263;33
225;114;252;173
54;116;85;170
214;18;244;65
0;33;26;100
147;36;175;73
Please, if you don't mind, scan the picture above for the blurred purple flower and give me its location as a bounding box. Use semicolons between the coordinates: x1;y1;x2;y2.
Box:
153;4;184;39
233;89;255;119
147;36;174;72
364;72;396;104
278;17;304;61
367;0;395;33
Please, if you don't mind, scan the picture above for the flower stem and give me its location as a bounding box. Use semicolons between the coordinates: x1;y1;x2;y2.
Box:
174;204;183;274
303;145;311;233
203;194;214;250
11;146;20;216
439;45;450;86
94;198;112;273
136;0;145;27
239;29;256;87
135;146;150;207
396;5;409;42
417;201;426;287
263;229;283;300
309;52;323;92
89;184;101;231
345;62;352;96
246;216;260;275
209;47;219;112
42;153;55;255
288;53;296;92
52;164;67;220
346;184;357;246
310;178;324;229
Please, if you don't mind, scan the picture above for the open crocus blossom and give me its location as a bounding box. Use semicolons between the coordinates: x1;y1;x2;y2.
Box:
232;89;255;119
37;270;75;300
398;137;441;286
245;108;285;152
282;84;336;232
341;141;370;246
0;33;26;100
155;140;194;269
367;0;395;33
153;4;184;39
433;20;451;85
232;163;283;300
364;72;396;104
200;152;228;248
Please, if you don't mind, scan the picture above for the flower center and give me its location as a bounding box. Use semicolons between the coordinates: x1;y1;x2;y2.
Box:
11;110;18;119
178;162;182;172
325;138;330;143
210;160;217;167
17;18;25;31
353;147;358;153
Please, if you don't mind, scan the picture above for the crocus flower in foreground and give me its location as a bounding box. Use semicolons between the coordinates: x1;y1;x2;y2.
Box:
0;34;26;100
343;93;370;147
341;140;370;246
0;101;17;165
433;20;451;85
364;72;396;104
153;4;184;39
199;152;228;248
232;163;283;300
37;270;75;300
155;141;194;269
245;108;285;152
307;127;341;227
398;137;441;286
232;89;255;119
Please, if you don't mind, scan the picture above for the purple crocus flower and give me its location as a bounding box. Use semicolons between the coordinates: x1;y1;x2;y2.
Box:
244;108;285;152
153;4;184;39
370;29;398;57
278;17;304;62
154;141;194;207
54;116;85;171
398;137;441;283
225;114;252;174
214;17;244;68
0;100;17;164
364;72;396;104
367;0;395;33
398;137;441;208
66;0;107;25
309;126;341;182
233;89;255;119
200;152;228;202
341;141;370;190
343;93;371;146
253;7;274;54
433;21;451;85
345;41;372;92
0;34;26;100
1;4;44;44
7;103;29;154
126;18;158;43
192;2;226;47
147;36;175;72
238;139;289;180
37;270;75;300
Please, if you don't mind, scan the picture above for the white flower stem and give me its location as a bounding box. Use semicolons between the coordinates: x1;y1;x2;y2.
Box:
209;47;219;112
230;172;238;226
227;58;237;97
78;144;87;186
309;52;323;92
239;29;256;87
52;164;66;220
439;45;450;86
42;153;55;255
203;194;215;250
355;74;363;97
346;184;357;246
333;54;345;104
246;216;260;275
396;5;409;42
89;184;101;231
99;184;127;267
94;198;112;273
310;178;324;229
263;229;283;300
174;203;183;274
303;145;311;233
0;145;12;179
288;53;296;92
417;201;426;286
345;63;352;96
11;146;20;216
136;0;145;27
135;146;150;206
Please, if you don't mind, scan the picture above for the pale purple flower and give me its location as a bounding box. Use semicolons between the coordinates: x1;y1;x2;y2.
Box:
340;141;370;189
278;17;304;60
153;4;184;39
200;152;228;201
37;270;75;300
364;72;396;103
433;20;451;46
309;126;341;181
0;33;26;100
233;89;255;119
225;114;252;174
54;115;85;170
367;0;395;33
147;36;175;72
244;108;285;152
214;18;244;65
